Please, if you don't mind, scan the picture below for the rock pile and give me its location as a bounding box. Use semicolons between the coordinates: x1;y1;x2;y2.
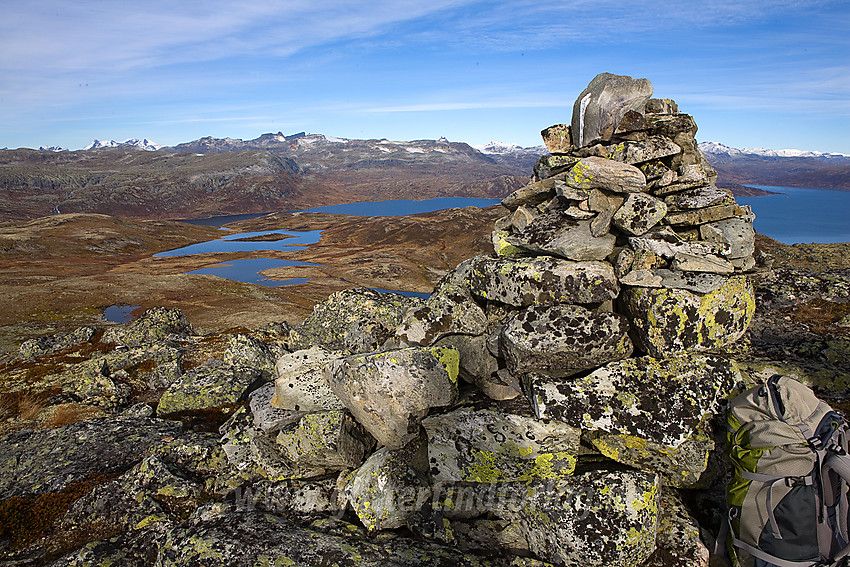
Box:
217;73;756;566
0;74;761;567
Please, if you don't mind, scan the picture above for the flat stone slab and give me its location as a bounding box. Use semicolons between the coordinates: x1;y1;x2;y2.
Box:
606;136;681;165
466;256;619;307
664;185;733;210
612;192;667;236
501;304;633;378
507;213;617;261
423;407;580;484
619;268;728;294
663;203;748;226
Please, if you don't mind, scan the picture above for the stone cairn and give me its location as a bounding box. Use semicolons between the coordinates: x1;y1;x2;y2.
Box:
223;73;758;567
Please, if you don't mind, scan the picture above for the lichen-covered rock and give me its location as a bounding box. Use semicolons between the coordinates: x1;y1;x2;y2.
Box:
612;192;668;235
586;425;715;488
344;429;430;531
524;353;739;447
325;346;459;449
219;406;302;481
630;226;730;260
0;416;182;499
663;202;748;226
290;288;423;354
156;360;263;419
501;304;633;378
562;156;647;193
492;228;526;257
466;255;619;307
605;136;682;165
664;185;733;210
540;123;573;154
102;306;193;347
700;217;756;259
423;407;580;484
619;268;728;294
511;470;660;567
644;490;710;567
271;346;345;412
249;382;304;435
506;212;617;261
223;333;280;378
571;72;653;147
671;251;735;274
396;258;487;345
501;178;559;211
622;274;755;357
276;410;374;474
433;333;501;388
19;326;95;360
533;154;580;180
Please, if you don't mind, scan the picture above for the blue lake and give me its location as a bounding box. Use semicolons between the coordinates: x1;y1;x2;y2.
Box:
104;304;140;323
159;197;500;290
738;186;850;244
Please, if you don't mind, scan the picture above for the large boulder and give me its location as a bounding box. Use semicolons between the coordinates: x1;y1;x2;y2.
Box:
466;255;619;307
501;304;633;378
102;306;192;347
561;156;647;193
289;288;422;353
571;72;653;147
423;407;580;484
156;361;263;419
396;258;487;345
524;353;740;448
325;346;459;449
622;274;756;357
271;346;345;412
276;410;375;475
344;429;430;531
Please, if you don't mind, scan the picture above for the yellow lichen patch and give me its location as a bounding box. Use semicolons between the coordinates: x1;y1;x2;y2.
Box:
465;450;505;483
430;346;460;384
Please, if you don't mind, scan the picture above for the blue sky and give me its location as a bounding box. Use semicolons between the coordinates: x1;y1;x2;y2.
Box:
1;0;848;153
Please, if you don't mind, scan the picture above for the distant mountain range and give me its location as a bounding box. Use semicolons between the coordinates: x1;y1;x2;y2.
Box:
3;133;847;222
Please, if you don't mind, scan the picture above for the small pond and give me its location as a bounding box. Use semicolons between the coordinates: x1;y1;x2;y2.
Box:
104;304;140;323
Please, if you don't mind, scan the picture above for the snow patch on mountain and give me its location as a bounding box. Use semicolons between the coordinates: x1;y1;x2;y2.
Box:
38;145;68;152
473;141;545;155
699;141;850;159
83;138;163;151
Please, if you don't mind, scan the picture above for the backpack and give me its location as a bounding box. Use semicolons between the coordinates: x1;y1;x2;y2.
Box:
724;374;850;567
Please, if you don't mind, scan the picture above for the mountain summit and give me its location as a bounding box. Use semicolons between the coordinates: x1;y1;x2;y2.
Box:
84;138;163;151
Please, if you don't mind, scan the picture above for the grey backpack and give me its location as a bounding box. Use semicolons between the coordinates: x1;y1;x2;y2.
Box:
724;374;850;567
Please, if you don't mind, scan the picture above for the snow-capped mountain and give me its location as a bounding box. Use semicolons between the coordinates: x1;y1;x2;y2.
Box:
84;138;163;151
473;141;545;155
699;141;850;159
38;145;68;152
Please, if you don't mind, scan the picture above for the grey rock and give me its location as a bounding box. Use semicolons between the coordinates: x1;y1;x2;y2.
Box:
501;304;633;378
563;156;647;193
506;212;617;261
533;154;580;180
102;306;193;347
645;98;679;113
345;429;430;531
396;258;487;345
524;353;739;447
276;410;375;473
325;346;459;449
612;192;668;236
423;407;580;484
644;490;711;566
156;360;262;419
223;333;279;378
630;227;730;259
434;333;500;387
663;202;748;226
700;217;756;259
664;184;733;210
272;346;345;412
671;251;735;274
19;326;95;360
620;268;728;294
571;72;653;147
606;136;682;165
540;123;573;153
555;182;592;201
249;382;307;435
465;255;619;307
290;288;422;354
0;415;182;499
622;275;755;357
510;205;537;231
501;178;559;211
